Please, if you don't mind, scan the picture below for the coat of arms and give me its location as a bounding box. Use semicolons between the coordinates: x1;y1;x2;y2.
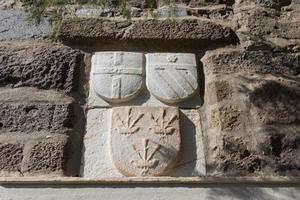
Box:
146;53;198;103
110;107;181;176
92;52;144;103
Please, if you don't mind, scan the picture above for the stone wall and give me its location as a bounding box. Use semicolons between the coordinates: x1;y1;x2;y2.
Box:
0;0;299;195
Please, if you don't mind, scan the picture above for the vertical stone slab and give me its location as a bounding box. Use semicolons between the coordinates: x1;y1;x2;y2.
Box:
81;108;205;177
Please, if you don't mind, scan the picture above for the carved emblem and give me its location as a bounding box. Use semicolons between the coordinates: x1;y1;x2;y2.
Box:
150;108;178;136
146;53;198;103
115;107;144;135
92;52;144;103
110;107;180;176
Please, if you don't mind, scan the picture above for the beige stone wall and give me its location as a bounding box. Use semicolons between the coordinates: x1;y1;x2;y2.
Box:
0;0;299;197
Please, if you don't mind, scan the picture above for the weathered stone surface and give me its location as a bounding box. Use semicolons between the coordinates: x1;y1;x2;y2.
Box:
0;141;23;174
0;132;77;177
205;80;232;104
209;105;241;131
216;132;300;176
146;53;198;103
157;5;188;17
187;5;234;21
22;135;69;175
0;87;74;133
201;48;300;77
0;42;83;93
249;80;300;125
201;69;300;176
59;18;238;46
234;1;300;50
1;185;299;200
92;52;144;103
75;7;104;18
111;107;180;176
0;10;51;41
81;108;205;177
0;0;15;9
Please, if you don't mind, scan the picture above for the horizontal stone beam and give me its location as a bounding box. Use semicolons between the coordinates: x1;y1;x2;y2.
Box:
59;18;239;49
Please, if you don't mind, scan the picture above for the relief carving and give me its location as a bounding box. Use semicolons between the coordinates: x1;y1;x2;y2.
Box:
111;107;180;176
146;53;199;103
92;52;144;103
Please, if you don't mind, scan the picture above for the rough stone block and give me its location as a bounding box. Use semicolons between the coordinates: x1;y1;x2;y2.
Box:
0;141;23;174
0;42;83;93
22;135;69;175
0;10;51;41
234;2;300;50
202;74;300;176
214;132;300;176
209;105;242;131
201;48;300;77
157;6;188;17
59;18;238;48
205;80;232;104
81;108;205;177
0;87;74;133
249;80;300;125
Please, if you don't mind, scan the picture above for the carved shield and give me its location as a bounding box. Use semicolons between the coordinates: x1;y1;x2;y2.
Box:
92;52;144;103
110;107;181;176
146;53;198;103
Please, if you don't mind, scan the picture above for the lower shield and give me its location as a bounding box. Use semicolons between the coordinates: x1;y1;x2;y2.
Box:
110;107;181;176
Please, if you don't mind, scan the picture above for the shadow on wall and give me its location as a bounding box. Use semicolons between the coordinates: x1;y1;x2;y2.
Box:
206;187;300;200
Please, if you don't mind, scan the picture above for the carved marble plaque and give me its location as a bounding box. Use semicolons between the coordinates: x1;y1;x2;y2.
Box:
110;107;181;176
146;53;198;103
92;52;144;103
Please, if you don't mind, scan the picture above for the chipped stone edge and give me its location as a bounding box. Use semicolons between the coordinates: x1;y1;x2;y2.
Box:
0;177;299;185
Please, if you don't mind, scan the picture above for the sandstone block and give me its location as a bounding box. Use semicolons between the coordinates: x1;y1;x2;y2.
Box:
157;5;188;17
201;48;300;77
22;135;69;175
234;2;300;50
0;42;83;93
249;81;300;125
0;10;51;41
59;18;238;48
209;105;241;131
205;80;232;104
91;52;144;103
0;87;74;133
202;74;300;176
216;132;300;176
146;53;198;103
0;142;23;174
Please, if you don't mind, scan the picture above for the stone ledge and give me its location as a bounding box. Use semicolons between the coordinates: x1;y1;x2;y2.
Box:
59;18;239;49
0;176;299;185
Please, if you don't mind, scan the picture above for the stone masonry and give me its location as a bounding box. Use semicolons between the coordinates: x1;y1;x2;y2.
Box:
0;0;299;188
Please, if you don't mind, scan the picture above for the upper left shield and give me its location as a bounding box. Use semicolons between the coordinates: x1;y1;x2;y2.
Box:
92;52;145;103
